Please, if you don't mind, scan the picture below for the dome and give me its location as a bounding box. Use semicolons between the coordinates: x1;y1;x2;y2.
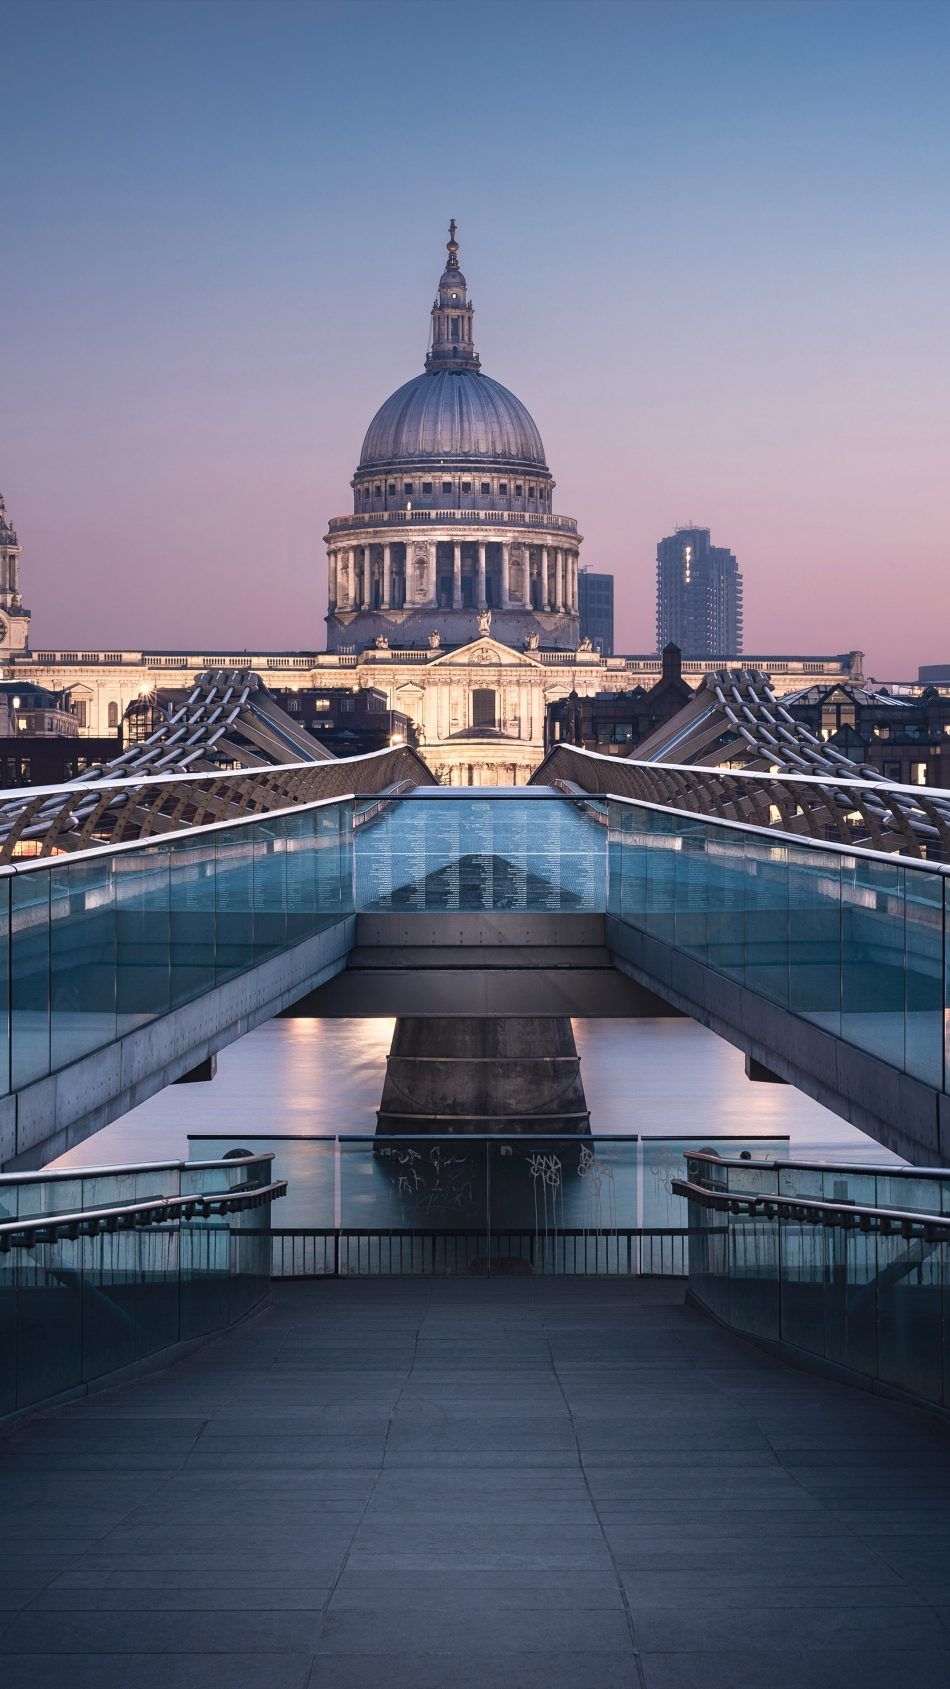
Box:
359;369;548;472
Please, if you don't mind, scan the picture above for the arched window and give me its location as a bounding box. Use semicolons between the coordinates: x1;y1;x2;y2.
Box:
108;701;119;729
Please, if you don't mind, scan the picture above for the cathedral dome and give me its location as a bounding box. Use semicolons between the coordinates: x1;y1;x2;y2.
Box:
359;370;547;472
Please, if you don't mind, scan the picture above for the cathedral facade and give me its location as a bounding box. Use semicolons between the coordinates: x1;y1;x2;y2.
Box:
1;228;865;785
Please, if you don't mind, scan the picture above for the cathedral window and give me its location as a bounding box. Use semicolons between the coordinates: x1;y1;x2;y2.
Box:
499;482;508;495
404;482;412;495
442;480;451;494
462;481;471;493
388;482;395;495
528;486;535;498
422;482;432;494
473;689;497;729
374;484;381;496
481;482;490;495
515;484;523;496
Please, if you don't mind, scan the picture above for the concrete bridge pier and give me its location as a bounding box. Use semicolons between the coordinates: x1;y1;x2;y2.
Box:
376;1016;591;1135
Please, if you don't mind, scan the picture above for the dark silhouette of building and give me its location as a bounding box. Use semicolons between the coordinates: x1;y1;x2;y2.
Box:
656;526;743;657
546;643;693;755
578;569;614;655
269;686;416;756
783;682;950;788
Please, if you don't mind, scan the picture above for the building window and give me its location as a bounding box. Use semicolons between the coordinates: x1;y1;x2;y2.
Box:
472;688;497;729
75;700;88;727
499;482;508;495
422;481;432;494
462;481;471;493
404;482;412;495
515;484;523;496
374;484;381;496
442;480;451;494
341;697;354;714
388;482;395;495
480;482;490;495
528;486;535;498
107;702;119;728
288;697;300;713
314;697;331;711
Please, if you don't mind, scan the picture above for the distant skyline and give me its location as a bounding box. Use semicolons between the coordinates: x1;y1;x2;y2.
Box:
3;0;948;677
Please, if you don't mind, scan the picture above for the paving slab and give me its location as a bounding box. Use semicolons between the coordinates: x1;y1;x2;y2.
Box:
3;1276;950;1689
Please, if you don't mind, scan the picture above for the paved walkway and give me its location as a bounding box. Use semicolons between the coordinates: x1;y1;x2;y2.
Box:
3;1278;950;1688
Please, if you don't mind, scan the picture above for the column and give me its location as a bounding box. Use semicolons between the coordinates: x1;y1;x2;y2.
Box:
555;549;564;613
383;544;392;609
360;545;370;609
427;540;437;604
501;542;510;608
477;542;487;608
452;541;462;609
538;546;547;611
571;553;578;611
328;550;337;611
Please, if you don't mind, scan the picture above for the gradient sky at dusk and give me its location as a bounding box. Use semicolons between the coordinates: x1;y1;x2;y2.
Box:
3;0;948;676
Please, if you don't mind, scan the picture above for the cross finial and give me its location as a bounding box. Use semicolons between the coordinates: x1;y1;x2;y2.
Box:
446;218;459;269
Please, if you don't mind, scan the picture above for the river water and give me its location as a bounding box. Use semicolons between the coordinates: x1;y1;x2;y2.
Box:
51;1014;895;1170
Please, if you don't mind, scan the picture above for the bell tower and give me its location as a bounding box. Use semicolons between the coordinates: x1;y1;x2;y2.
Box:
0;495;30;657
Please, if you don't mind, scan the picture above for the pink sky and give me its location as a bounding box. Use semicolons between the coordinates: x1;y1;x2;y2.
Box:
4;1;948;679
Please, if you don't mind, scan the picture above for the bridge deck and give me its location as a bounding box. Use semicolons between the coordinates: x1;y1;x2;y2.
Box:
2;1280;950;1688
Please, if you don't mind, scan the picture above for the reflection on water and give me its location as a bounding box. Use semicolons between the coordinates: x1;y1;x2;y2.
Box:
50;1015;897;1171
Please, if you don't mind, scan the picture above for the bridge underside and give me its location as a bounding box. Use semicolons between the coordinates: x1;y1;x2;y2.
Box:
289;914;675;1018
606;916;949;1166
0;919;355;1172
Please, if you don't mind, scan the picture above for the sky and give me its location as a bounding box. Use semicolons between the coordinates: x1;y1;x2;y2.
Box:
2;0;948;677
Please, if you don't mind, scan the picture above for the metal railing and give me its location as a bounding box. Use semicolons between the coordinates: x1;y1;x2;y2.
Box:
0;1151;285;1422
675;1149;950;1415
0;1181;286;1251
533;743;950;859
327;510;579;534
270;1227;691;1278
0;741;435;861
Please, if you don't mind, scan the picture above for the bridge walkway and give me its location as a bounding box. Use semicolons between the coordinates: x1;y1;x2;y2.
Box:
2;1279;950;1688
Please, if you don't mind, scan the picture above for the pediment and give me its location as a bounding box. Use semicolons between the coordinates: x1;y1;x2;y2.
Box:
428;637;542;670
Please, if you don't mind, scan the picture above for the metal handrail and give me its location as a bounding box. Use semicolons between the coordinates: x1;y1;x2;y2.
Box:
0;1151;276;1186
683;1150;946;1178
671;1177;950;1239
558;784;950;876
0;1179;287;1250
